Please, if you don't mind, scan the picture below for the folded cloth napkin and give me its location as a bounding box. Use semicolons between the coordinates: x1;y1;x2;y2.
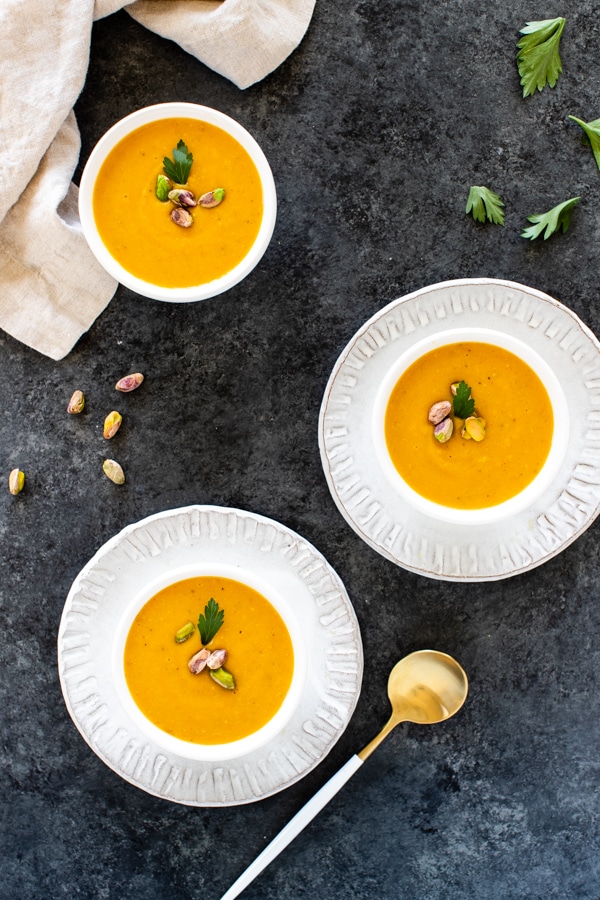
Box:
0;0;315;360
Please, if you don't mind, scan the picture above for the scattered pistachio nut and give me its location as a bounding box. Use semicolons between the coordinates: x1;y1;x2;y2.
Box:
115;373;144;393
103;410;123;439
67;389;85;414
170;207;193;227
8;468;25;495
199;188;225;209
464;416;486;442
168;188;196;208
207;649;227;670
428;400;452;425
460;423;472;440
450;382;460;396
188;647;211;674
102;459;125;484
156;174;172;202
175;621;195;644
209;666;236;690
434;418;453;443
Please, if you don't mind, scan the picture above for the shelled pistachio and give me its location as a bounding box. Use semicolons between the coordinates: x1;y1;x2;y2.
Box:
209;666;236;690
199;188;225;208
103;411;123;439
175;621;195;644
433;418;453;443
8;468;25;495
102;459;125;484
188;647;210;674
156;174;172;202
115;373;144;393
170;207;193;228
67;390;85;414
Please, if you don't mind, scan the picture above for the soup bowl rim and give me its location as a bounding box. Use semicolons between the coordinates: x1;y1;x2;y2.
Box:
78;101;277;302
112;562;307;761
371;326;570;525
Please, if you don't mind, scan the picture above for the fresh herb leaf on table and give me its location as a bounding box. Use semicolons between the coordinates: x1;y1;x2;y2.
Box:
453;381;475;419
521;196;580;240
163;139;193;185
568;116;600;172
466;186;505;225
198;598;224;645
516;17;566;98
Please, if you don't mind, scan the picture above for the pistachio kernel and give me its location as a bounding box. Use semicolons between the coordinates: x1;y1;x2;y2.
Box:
8;468;25;495
207;649;227;670
209;666;236;690
450;382;460;396
428;400;452;425
199;188;225;209
67;389;85;414
168;188;196;208
188;647;211;675
103;410;123;439
433;418;453;443
170;207;193;227
175;621;195;644
460;424;472;440
115;373;144;393
464;416;486;442
156;174;172;202
102;459;125;484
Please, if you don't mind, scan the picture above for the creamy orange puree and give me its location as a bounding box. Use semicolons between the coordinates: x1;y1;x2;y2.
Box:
124;576;294;745
93;118;263;288
384;342;553;509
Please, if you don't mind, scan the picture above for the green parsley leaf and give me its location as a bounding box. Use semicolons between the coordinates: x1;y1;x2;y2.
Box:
568;116;600;172
466;186;505;225
516;17;566;98
163;139;193;185
453;381;475;420
521;196;580;241
198;598;224;645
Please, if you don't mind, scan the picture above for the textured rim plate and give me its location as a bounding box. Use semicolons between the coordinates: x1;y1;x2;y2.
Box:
319;278;600;581
58;506;363;806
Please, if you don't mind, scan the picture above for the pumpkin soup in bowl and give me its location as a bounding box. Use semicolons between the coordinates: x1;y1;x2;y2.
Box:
79;103;277;302
372;328;569;525
113;563;307;761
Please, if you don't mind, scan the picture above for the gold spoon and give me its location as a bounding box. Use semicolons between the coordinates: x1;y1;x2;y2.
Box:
220;650;468;900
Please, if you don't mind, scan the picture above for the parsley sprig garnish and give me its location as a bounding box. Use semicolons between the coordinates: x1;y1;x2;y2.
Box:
516;17;566;98
466;186;505;225
453;381;475;419
163;139;193;185
198;598;224;645
568;116;600;172
521;196;580;241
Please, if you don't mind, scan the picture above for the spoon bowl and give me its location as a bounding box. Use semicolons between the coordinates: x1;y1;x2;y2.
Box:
388;649;468;724
358;650;469;761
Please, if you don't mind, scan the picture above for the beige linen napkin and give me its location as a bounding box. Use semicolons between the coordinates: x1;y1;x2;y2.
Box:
0;0;315;360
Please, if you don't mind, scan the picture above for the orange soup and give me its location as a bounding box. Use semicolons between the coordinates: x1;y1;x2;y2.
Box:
384;342;554;509
124;576;294;744
93;118;263;288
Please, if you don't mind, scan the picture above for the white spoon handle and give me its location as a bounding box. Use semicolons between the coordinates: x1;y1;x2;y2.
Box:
219;754;364;900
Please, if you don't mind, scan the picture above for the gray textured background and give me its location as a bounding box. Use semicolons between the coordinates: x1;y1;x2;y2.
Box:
2;2;600;898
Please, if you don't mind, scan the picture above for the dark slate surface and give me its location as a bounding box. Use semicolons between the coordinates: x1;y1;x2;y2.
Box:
2;2;600;898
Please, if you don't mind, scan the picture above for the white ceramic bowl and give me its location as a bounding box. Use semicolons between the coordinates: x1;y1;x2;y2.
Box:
112;562;307;761
372;327;570;525
79;102;277;302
